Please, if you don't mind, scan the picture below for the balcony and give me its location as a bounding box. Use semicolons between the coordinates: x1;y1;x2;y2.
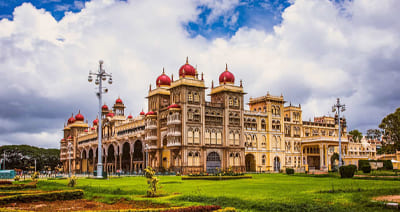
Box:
145;124;157;130
167;141;182;147
167;131;181;137
167;119;181;125
145;135;157;141
147;145;158;150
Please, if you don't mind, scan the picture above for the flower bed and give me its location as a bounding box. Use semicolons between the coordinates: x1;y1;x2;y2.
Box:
181;175;252;180
0;189;83;205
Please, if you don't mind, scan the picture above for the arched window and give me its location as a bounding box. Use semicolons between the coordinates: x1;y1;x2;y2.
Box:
229;131;234;145
194;92;200;102
211;130;216;145
234;131;240;145
217;131;222;145
234;97;239;106
262;155;266;165
261;119;266;131
229;97;233;106
235;153;240;166
188;92;193;102
194;128;200;144
187;128;193;144
188;152;193;166
194;152;200;166
229;153;234;166
205;129;211;144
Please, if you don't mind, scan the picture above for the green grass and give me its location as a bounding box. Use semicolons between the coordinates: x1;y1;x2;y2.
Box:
36;174;400;211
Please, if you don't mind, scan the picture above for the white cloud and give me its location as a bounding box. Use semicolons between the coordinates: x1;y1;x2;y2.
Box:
0;0;399;148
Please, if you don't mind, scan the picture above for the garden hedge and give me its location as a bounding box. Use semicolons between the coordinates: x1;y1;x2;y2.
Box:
361;164;371;173
0;181;37;190
339;165;357;178
59;205;228;212
358;160;393;170
181;175;252;180
286;168;294;175
0;189;83;205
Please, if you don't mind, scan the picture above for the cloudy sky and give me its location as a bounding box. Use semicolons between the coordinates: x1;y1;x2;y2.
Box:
0;0;399;149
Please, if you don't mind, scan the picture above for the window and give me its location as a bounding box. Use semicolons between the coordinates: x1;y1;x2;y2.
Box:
229;97;233;106
194;128;200;144
261;119;266;131
217;131;222;145
194;92;200;102
205;129;211;144
234;98;239;106
188;92;193;102
234;131;240;145
262;155;266;165
188;152;193;166
229;131;234;145
187;128;193;144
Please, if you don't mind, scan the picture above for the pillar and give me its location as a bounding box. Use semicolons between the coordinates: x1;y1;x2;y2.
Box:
319;144;323;170
119;154;122;171
130;153;133;173
114;155;117;173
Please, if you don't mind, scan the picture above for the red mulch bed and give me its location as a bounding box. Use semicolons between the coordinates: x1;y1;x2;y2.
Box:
3;199;169;211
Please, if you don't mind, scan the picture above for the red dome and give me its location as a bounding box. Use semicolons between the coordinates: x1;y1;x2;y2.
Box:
102;104;109;110
146;111;156;116
219;64;235;84
179;57;196;77
61;138;65;141
156;69;171;87
116;98;123;104
168;104;180;109
140;110;145;115
128;114;133;119
68;114;75;124
75;111;84;121
67;135;72;139
106;112;114;117
93;118;99;125
84;129;88;132
91;127;96;130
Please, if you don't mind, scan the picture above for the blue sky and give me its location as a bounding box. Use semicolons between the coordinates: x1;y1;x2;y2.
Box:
0;0;399;148
0;0;292;39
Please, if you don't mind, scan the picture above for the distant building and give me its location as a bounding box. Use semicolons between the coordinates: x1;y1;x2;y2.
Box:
60;58;376;174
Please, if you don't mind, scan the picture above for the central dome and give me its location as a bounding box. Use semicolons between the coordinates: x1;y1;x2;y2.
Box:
179;57;196;77
156;68;171;87
75;111;84;121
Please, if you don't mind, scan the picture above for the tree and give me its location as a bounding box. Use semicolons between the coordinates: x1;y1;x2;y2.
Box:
366;129;382;140
379;107;400;151
349;129;363;142
0;145;60;171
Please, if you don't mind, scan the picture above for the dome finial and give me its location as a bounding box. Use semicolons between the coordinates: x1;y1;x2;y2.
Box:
186;56;188;64
225;63;228;71
162;67;165;74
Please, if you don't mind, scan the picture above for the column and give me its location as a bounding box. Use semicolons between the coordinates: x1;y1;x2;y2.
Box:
114;155;117;173
319;144;323;170
119;154;122;171
130;153;133;173
104;155;107;172
325;144;328;167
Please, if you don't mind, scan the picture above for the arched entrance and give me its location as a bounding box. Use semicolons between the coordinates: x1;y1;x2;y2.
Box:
88;149;94;173
206;152;221;173
133;140;144;173
245;154;256;172
274;156;280;172
121;142;130;173
81;149;87;173
107;145;115;173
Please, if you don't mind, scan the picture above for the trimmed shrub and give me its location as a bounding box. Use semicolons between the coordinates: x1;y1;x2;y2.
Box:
0;181;37;190
67;176;77;187
0;181;12;185
383;160;393;170
339;165;357;178
14;175;20;181
0;189;83;205
286;168;294;175
361;164;371;174
358;160;370;170
144;167;159;197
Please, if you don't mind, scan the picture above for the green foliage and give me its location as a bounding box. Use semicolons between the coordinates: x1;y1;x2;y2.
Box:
14;175;20;181
31;171;39;181
339;165;357;178
144;167;159;197
358;160;393;170
67;176;77;187
361;165;371;173
0;145;60;171
0;181;11;185
366;129;382;140
0;189;83;205
349;129;363;142
0;181;37;190
379;107;400;152
285;168;294;175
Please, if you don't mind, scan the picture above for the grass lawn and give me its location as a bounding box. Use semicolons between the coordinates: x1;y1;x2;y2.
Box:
37;174;400;211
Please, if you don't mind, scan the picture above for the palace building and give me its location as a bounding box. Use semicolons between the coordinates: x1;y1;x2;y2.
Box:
60;58;376;174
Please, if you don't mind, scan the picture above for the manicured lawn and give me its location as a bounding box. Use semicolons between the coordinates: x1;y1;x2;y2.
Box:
37;174;400;211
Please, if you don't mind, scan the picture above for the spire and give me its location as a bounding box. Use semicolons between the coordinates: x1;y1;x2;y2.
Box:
240;79;242;87
225;63;228;71
162;67;165;74
149;84;151;91
212;80;214;88
171;73;174;81
186;56;188;64
201;72;204;81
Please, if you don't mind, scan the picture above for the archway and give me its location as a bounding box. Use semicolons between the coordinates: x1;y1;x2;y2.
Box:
245;154;256;172
107;145;115;173
133;140;144;173
81;149;87;173
274;156;280;172
122;142;131;173
88;149;94;173
206;152;221;173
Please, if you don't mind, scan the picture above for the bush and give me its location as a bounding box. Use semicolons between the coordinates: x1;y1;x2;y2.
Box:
361;164;371;174
383;160;393;170
286;168;294;175
0;181;37;190
144;167;159;197
14;175;20;181
31;172;39;181
0;181;12;185
339;165;357;178
0;189;83;205
181;175;252;180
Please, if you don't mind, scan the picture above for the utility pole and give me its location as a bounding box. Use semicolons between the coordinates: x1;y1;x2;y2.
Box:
332;98;346;167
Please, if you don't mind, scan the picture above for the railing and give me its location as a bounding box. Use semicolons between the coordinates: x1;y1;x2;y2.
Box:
145;124;157;130
205;102;224;107
167;141;181;147
145;135;157;140
302;136;348;143
167;119;181;125
167;131;181;137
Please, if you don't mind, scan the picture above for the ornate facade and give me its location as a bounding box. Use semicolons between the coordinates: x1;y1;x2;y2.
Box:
60;58;376;174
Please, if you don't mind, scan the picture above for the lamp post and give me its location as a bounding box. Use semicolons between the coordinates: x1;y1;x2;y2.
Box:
88;60;112;178
145;144;149;168
332;98;346;167
68;142;72;177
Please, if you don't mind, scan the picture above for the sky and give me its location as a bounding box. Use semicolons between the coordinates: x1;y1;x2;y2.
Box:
0;0;399;149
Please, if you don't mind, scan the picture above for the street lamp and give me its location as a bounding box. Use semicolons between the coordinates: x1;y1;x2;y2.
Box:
68;142;72;177
145;144;149;168
88;60;112;178
332;98;346;167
